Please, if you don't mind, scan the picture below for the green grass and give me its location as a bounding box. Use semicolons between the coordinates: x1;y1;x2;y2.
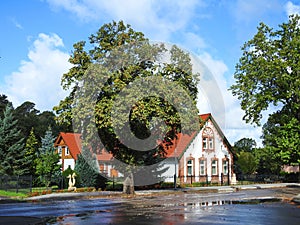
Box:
0;189;27;198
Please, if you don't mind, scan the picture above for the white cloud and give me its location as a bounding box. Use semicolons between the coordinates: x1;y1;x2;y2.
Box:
41;0;264;145
10;17;23;29
285;1;300;16
232;0;281;23
2;33;71;111
46;0;202;40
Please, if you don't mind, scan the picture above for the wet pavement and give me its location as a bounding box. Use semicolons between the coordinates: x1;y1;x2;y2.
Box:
0;186;299;224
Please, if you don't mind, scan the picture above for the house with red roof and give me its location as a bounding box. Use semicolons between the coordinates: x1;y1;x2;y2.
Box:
54;132;118;177
54;113;235;184
161;113;235;184
54;132;81;171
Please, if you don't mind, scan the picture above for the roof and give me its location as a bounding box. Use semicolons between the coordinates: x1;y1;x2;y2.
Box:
54;113;232;161
54;132;113;161
55;132;82;160
199;113;211;122
164;113;233;159
164;132;197;158
96;149;114;161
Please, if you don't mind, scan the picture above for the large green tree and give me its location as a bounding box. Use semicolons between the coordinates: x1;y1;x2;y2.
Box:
54;21;199;193
0;105;25;176
230;15;300;166
14;101;40;138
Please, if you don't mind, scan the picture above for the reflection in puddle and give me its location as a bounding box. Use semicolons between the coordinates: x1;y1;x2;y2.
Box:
184;197;281;209
47;198;286;224
0;190;299;225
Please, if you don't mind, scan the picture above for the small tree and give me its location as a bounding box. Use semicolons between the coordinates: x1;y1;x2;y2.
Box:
23;128;39;176
35;127;60;188
74;151;106;189
236;151;257;175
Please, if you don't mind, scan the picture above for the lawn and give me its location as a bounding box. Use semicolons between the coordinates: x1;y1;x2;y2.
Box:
0;189;27;198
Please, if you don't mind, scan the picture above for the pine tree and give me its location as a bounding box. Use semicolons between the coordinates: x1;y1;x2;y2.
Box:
0;105;25;176
35;127;60;187
74;150;106;189
23;128;39;175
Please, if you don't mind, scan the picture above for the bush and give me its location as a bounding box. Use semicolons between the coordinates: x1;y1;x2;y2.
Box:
280;172;299;182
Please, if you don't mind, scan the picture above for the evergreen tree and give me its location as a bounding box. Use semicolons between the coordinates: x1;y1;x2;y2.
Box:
35;127;60;187
0;105;25;176
74;151;106;189
23;128;39;175
0;94;11;118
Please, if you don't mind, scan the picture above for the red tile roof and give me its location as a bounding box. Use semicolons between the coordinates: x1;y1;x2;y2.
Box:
55;132;113;161
163;113;212;158
55;113;225;162
55;132;82;160
199;113;211;122
96;149;114;161
164;132;197;158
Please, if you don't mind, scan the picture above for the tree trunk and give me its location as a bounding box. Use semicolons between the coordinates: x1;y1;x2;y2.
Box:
123;172;134;194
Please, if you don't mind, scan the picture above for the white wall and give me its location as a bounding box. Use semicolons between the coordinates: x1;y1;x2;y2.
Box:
64;158;75;170
160;119;232;183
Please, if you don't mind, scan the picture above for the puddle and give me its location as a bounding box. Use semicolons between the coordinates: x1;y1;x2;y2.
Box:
0;189;299;225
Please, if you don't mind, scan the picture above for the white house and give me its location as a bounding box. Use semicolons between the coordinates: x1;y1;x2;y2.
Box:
161;113;235;185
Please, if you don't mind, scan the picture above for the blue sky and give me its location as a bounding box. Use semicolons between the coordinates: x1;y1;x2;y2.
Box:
0;0;299;145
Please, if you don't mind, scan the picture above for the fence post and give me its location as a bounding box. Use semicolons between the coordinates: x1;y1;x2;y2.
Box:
112;175;115;191
221;173;223;186
173;174;176;189
5;176;8;192
227;171;230;185
16;176;19;193
30;175;32;193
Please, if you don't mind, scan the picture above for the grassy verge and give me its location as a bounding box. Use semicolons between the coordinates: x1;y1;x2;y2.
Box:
0;190;27;198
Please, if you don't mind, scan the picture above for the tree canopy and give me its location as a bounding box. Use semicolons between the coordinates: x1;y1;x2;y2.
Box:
230;15;300;165
54;20;200;189
233;138;256;153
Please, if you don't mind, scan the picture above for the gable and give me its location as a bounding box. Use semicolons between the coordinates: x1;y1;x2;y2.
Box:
164;113;233;159
54;132;81;160
54;132;114;161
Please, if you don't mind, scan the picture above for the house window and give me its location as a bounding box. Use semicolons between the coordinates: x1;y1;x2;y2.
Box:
208;138;214;149
199;160;206;175
187;159;193;176
212;160;218;175
202;127;214;150
203;138;208;149
65;146;69;155
223;160;228;175
57;146;62;155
